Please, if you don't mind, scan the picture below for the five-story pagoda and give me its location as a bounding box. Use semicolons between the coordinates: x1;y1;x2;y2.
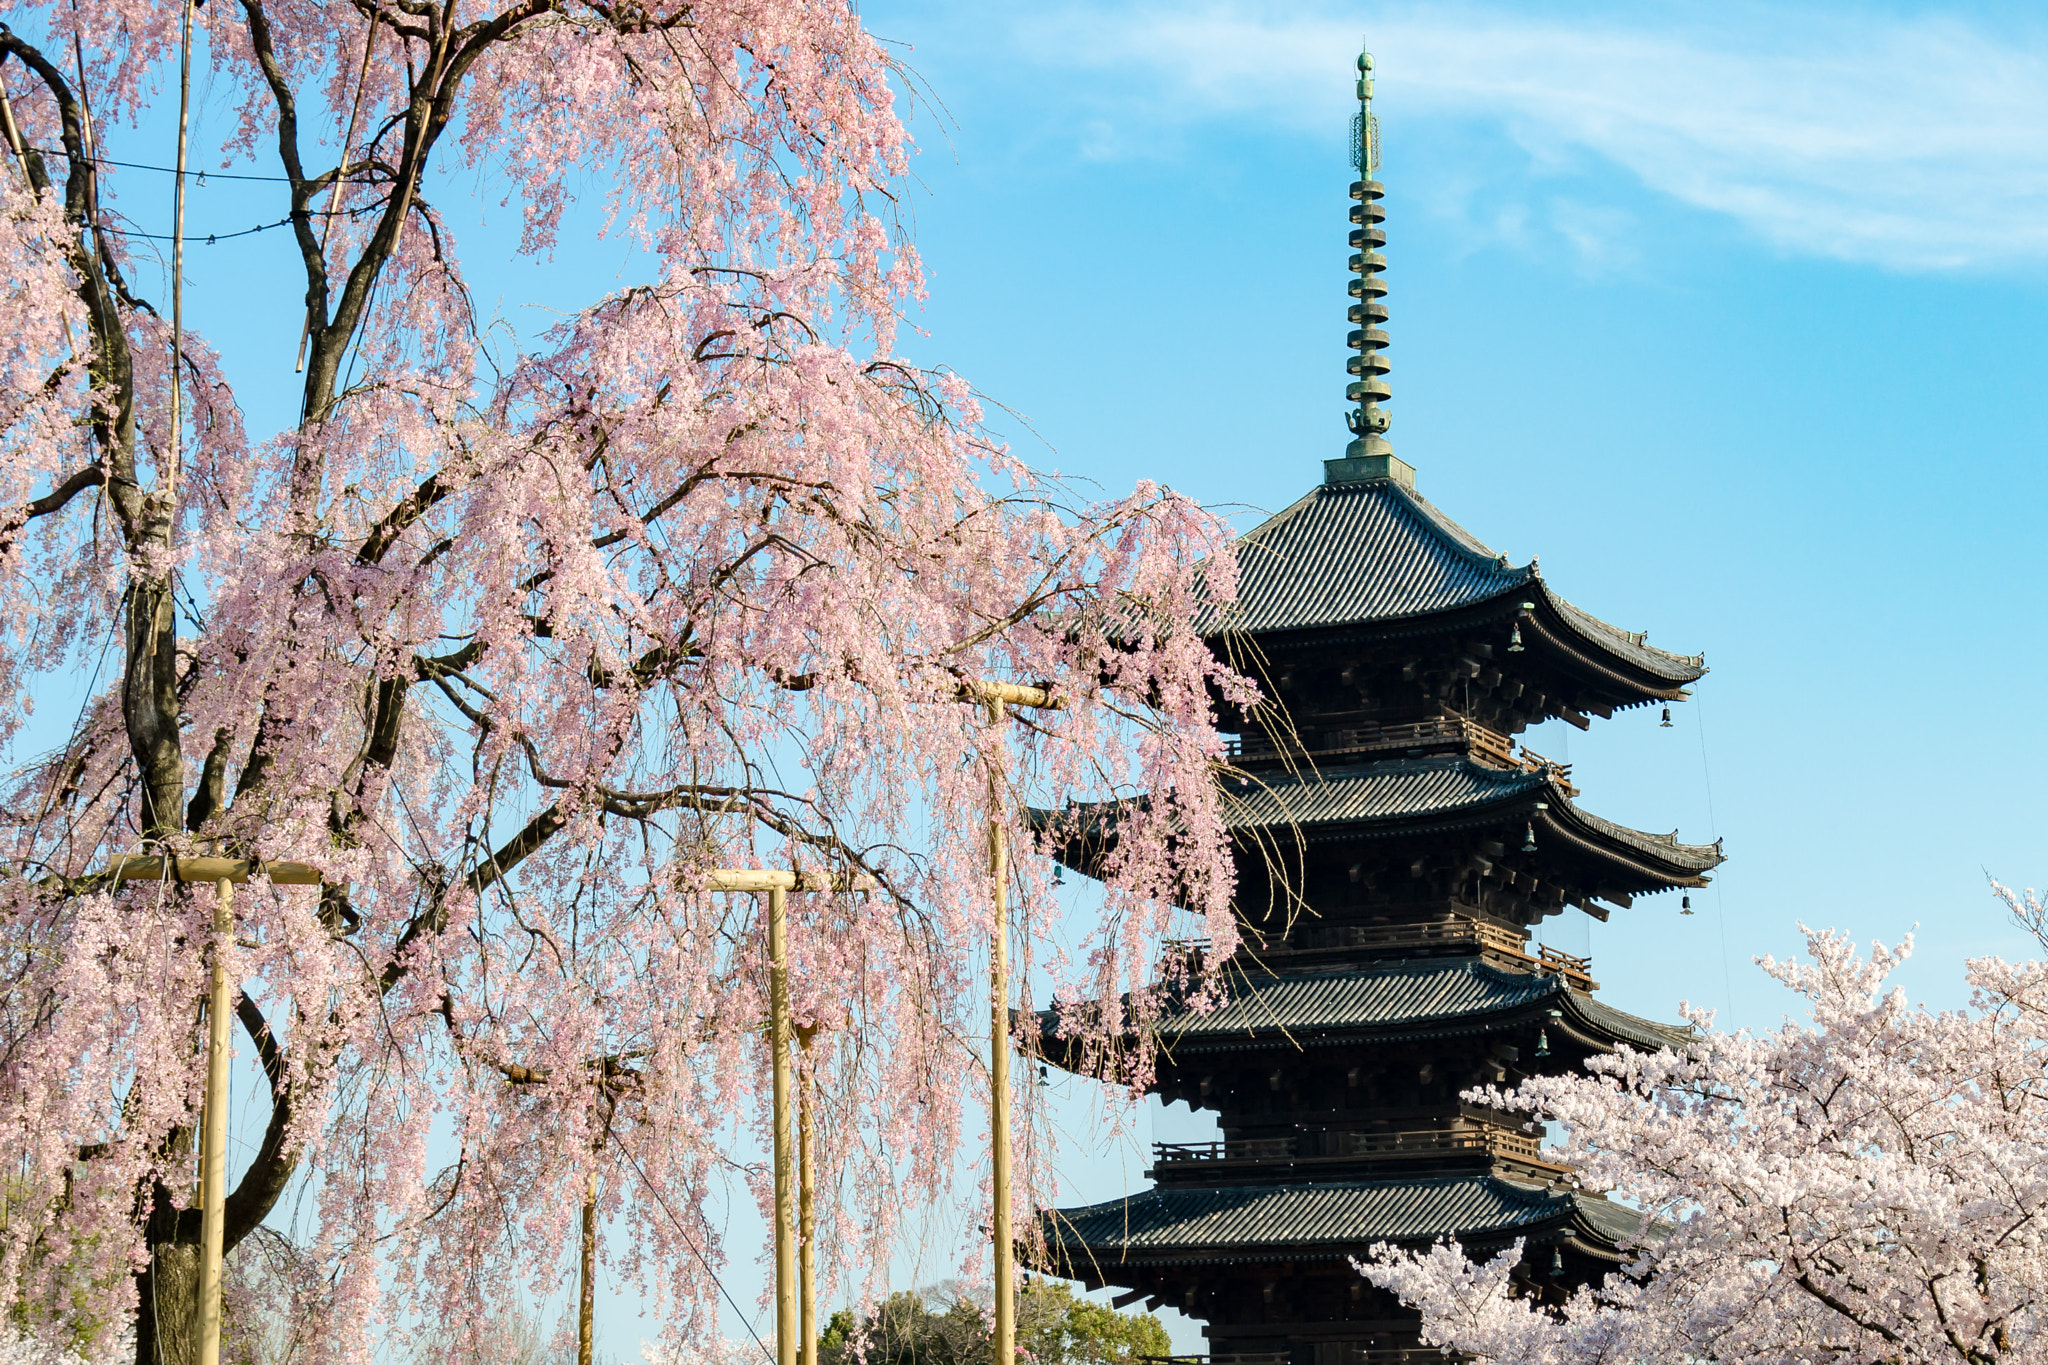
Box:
1030;48;1722;1365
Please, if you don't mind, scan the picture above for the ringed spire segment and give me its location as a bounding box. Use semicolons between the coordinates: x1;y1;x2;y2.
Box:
1330;46;1411;489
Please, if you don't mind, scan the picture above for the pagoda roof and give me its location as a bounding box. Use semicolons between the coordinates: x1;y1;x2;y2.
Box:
1034;956;1691;1071
1037;1174;1647;1269
1144;957;1690;1055
1221;755;1723;883
1201;477;1703;686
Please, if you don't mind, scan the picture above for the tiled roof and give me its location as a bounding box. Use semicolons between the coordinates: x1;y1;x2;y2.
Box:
1203;480;1530;633
1224;756;1542;830
1220;756;1724;876
1040;1176;1644;1264
1201;479;1704;684
1146;957;1692;1054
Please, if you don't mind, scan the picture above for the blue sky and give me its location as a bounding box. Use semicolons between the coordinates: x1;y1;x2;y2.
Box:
71;0;2048;1354
844;0;2048;1026
847;1;2048;1343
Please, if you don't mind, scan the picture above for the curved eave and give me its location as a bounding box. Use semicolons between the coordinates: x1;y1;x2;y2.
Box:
1028;960;1694;1077
1032;1177;1653;1273
1197;479;1704;704
1053;758;1721;892
1224;768;1722;890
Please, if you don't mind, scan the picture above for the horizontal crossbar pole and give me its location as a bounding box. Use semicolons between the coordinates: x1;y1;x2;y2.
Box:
958;680;1060;710
698;869;875;893
101;856;322;885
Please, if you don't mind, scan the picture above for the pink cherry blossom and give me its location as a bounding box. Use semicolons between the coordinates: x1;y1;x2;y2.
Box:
1362;902;2048;1364
0;4;1251;1360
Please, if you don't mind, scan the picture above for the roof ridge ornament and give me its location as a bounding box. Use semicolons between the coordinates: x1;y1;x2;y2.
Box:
1326;44;1416;491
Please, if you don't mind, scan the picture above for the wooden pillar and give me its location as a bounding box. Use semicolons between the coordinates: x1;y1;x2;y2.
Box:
578;1171;597;1365
986;698;1014;1365
195;877;233;1365
798;1047;818;1365
769;886;797;1365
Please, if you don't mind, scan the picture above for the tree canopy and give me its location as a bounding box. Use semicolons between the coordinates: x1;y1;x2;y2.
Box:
819;1280;1172;1365
1363;895;2048;1364
0;1;1247;1360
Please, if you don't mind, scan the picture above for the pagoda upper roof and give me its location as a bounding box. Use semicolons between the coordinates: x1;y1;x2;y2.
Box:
1036;1174;1646;1268
1221;755;1723;883
1200;477;1704;686
1145;957;1689;1055
1034;956;1690;1071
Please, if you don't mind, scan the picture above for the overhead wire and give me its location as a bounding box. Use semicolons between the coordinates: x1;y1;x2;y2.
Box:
1694;696;1737;1021
29;143;301;182
613;1140;776;1365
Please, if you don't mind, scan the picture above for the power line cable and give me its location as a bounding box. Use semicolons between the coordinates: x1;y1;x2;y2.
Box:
29;144;302;183
613;1140;776;1365
1694;696;1736;1021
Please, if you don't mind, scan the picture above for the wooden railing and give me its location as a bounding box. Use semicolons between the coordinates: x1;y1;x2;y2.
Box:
1153;1126;1555;1168
1538;944;1597;991
1224;719;1578;795
1341;1127;1543;1162
1227;716;1510;766
1287;915;1529;958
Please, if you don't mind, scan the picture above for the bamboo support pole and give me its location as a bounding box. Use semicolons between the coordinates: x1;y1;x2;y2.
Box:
0;76;31;185
797;1033;818;1365
962;681;1061;1365
104;856;323;885
167;0;192;501
92;856;321;1365
690;870;867;1363
578;1171;597;1365
195;876;233;1365
768;884;797;1365
986;698;1015;1365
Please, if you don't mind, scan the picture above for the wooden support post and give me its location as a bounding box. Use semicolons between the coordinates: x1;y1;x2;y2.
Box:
578;1171;597;1365
797;1037;818;1365
951;681;1062;1365
167;0;193;500
985;695;1015;1365
689;870;868;1364
768;884;797;1365
196;877;233;1365
93;856;324;1365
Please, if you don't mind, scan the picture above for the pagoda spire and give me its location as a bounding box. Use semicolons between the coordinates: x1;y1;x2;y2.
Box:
1330;46;1412;489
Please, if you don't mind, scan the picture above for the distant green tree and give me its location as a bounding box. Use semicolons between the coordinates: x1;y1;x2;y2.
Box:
820;1282;1171;1365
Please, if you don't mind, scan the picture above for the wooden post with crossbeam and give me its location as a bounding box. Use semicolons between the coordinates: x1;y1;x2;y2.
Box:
958;681;1060;1365
100;855;323;1365
696;868;868;1365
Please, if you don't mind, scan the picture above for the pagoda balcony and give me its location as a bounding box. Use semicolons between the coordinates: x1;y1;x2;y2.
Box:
1224;719;1577;795
1150;1125;1566;1179
1277;914;1526;959
1246;916;1598;989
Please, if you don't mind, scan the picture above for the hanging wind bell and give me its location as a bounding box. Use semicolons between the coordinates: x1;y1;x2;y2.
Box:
1508;622;1524;653
1521;822;1537;853
1660;707;1673;728
1681;894;1692;914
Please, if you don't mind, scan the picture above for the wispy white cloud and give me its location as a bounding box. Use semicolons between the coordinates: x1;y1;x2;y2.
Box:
995;2;2048;272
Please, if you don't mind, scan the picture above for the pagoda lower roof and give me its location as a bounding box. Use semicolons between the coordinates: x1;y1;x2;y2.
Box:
1037;1174;1648;1269
1036;956;1691;1067
1197;477;1703;689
